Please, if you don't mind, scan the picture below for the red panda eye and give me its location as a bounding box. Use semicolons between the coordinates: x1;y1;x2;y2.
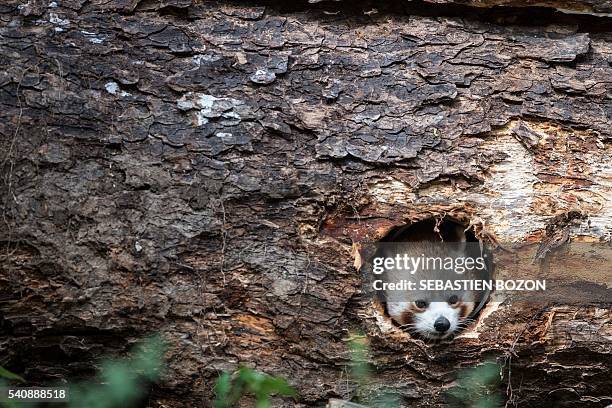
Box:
448;295;459;305
415;300;428;309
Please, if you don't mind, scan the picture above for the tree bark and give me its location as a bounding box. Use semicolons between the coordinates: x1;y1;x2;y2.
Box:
1;0;610;407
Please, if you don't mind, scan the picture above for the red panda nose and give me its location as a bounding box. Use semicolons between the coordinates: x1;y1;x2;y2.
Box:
434;317;451;332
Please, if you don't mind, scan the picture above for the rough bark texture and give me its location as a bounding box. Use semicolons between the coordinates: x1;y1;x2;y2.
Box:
423;0;612;14
1;0;611;407
309;0;612;15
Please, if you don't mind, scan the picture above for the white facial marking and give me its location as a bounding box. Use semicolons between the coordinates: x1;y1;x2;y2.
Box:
387;301;410;322
414;302;460;339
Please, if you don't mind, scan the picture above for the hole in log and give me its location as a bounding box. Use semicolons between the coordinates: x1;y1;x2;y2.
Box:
363;216;493;341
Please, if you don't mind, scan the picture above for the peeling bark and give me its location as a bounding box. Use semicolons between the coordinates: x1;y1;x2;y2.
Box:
306;0;612;15
1;0;611;407
421;0;612;15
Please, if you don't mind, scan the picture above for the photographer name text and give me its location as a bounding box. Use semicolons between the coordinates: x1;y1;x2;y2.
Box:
373;279;546;291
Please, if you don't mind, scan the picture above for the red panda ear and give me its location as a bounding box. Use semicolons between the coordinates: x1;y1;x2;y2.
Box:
443;222;467;253
459;302;475;319
457;227;467;253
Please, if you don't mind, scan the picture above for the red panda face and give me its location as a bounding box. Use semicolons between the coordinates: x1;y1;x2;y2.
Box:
389;297;475;339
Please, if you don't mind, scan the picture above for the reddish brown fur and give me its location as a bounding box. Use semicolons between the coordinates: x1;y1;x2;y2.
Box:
400;309;415;326
459;303;474;319
398;302;426;325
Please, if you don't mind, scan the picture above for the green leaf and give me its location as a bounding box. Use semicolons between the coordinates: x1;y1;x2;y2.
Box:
213;367;297;407
348;333;371;390
446;360;503;408
0;367;24;383
66;336;167;408
214;372;232;408
254;394;272;408
101;362;140;403
474;394;504;408
258;376;296;397
130;335;166;381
